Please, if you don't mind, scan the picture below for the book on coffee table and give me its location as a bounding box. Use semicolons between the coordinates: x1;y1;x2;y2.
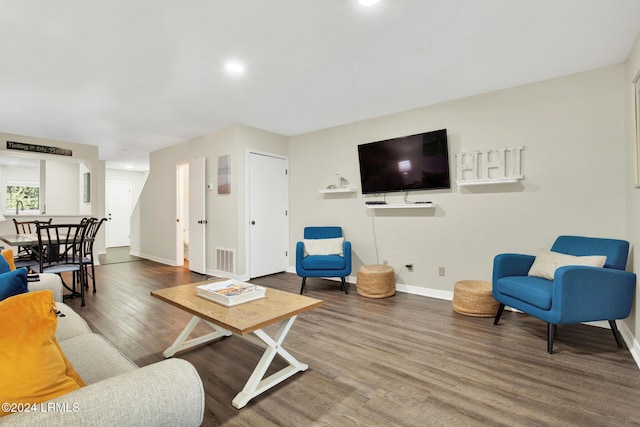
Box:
196;280;266;306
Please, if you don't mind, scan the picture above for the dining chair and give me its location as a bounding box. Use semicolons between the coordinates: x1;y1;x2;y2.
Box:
34;222;89;306
79;217;106;293
12;218;52;267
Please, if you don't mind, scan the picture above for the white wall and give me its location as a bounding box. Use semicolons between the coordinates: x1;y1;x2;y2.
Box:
105;168;148;213
132;124;288;275
625;33;640;359
46;160;79;215
289;65;627;294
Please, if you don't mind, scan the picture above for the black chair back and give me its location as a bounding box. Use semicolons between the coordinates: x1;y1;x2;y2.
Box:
13;217;53;234
36;223;85;270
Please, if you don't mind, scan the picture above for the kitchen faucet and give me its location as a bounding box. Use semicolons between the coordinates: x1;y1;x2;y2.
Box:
15;200;23;215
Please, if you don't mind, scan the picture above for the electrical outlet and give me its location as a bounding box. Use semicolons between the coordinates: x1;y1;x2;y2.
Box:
406;264;414;272
438;266;445;276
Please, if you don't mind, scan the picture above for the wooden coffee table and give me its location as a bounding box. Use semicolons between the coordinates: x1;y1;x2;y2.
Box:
151;280;323;409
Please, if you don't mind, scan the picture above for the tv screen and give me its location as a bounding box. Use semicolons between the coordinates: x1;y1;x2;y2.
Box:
357;129;450;194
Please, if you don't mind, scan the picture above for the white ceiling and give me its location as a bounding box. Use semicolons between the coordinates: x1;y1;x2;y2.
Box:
1;0;640;171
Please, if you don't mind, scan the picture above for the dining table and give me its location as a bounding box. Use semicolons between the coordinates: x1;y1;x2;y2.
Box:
0;233;39;248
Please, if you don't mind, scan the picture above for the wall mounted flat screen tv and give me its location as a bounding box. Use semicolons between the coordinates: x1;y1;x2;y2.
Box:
357;129;451;194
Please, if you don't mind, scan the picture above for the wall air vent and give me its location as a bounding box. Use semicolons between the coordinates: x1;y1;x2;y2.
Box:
216;248;235;274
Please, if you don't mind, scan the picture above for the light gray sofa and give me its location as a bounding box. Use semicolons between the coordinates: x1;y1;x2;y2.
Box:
2;274;204;427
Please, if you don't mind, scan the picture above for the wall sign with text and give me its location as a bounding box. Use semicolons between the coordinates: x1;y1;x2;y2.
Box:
6;141;72;156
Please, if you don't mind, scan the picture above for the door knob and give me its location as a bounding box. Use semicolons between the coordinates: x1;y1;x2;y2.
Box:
251;221;256;225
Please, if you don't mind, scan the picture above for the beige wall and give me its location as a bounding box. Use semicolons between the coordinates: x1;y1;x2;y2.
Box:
289;65;627;295
132;124;288;276
625;33;640;360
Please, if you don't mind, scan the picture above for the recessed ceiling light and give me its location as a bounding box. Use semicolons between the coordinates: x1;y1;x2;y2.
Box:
224;59;246;75
358;0;379;6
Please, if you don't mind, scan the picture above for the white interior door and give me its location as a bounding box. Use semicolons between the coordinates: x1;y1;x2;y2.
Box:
189;158;206;274
249;152;288;278
106;181;131;247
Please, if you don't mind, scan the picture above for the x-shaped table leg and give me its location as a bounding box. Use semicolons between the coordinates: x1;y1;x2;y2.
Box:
163;315;232;358
232;315;307;409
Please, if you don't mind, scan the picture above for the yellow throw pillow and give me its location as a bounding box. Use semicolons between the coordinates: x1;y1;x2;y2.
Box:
0;290;85;417
1;249;15;271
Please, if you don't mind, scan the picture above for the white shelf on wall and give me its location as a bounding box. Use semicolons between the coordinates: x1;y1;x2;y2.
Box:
318;188;358;194
365;203;436;209
456;176;522;187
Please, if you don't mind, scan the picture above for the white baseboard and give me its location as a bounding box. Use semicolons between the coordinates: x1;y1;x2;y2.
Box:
128;251;176;266
205;269;250;282
619;321;640;369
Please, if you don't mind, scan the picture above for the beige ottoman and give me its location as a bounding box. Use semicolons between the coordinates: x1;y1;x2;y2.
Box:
452;280;499;317
357;264;395;298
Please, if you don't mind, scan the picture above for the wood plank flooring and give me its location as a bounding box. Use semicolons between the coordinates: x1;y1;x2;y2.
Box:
62;261;640;426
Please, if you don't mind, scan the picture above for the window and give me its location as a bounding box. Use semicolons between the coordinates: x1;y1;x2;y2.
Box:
6;181;40;212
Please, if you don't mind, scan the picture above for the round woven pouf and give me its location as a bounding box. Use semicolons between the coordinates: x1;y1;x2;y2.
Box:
357;264;395;298
452;280;499;317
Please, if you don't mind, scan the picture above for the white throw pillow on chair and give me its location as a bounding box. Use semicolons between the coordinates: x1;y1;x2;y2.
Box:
528;249;606;280
303;238;344;257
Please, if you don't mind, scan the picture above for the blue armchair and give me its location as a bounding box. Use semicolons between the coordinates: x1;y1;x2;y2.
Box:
493;235;636;353
296;226;352;295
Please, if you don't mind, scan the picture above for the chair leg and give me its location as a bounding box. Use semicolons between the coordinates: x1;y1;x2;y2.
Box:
300;277;306;295
609;320;624;348
78;268;86;307
493;303;505;325
341;277;349;294
91;262;97;293
547;323;557;354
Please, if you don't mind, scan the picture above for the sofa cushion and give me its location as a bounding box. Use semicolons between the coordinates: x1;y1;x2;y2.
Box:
0;268;29;301
528;249;606;280
301;254;347;270
0;290;85;417
0;255;11;274
59;333;138;385
303;237;344;256
496;276;554;310
55;302;92;342
1;249;16;271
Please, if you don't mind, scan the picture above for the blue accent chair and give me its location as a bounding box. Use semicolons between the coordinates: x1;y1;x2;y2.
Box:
493;235;636;353
296;226;352;295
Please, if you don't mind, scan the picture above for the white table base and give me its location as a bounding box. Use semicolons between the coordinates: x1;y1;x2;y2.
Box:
163;314;308;409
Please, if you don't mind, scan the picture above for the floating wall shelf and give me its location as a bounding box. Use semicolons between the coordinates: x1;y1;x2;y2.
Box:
456;177;522;187
366;203;436;209
318;188;358;194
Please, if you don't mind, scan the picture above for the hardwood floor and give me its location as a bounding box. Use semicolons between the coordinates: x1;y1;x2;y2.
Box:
62;261;640;426
97;246;143;265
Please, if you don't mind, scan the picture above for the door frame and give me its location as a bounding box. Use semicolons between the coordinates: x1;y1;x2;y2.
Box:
245;149;289;279
175;163;187;266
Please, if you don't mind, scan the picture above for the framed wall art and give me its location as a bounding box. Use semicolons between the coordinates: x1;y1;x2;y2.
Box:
218;154;231;194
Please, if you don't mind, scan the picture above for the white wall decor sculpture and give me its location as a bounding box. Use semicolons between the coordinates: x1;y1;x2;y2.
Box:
455;146;524;186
